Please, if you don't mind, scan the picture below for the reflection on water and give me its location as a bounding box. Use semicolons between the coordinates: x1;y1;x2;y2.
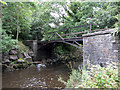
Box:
2;64;70;88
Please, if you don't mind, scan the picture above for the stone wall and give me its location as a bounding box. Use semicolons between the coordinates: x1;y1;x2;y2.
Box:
23;40;38;60
82;29;120;66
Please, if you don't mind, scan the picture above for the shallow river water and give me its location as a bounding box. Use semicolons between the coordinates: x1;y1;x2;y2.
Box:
2;64;70;89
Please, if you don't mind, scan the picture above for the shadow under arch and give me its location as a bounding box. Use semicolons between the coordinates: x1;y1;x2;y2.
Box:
36;41;83;61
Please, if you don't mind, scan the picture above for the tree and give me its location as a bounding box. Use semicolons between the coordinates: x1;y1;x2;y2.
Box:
93;2;120;29
30;2;64;41
2;2;35;40
1;2;35;52
57;2;120;37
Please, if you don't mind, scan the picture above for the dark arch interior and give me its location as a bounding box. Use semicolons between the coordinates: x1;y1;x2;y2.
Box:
36;41;83;61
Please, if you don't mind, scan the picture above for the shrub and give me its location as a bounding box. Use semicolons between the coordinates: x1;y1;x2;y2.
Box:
59;61;119;88
17;41;30;53
1;29;18;52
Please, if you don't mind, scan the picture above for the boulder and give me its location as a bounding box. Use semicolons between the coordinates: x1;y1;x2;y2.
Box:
3;56;9;61
23;52;29;58
2;59;11;64
46;59;52;62
5;67;15;72
25;56;32;62
16;63;29;69
9;50;17;55
18;53;25;58
28;51;34;57
9;55;18;61
2;64;8;72
52;59;57;63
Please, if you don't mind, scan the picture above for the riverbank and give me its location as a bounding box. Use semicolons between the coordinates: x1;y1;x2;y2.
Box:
2;41;34;72
2;41;83;89
59;61;119;88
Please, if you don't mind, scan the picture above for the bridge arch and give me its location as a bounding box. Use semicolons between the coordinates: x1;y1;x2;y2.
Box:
23;38;83;61
37;41;83;61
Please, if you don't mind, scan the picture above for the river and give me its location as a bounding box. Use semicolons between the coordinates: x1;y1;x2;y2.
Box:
2;64;70;89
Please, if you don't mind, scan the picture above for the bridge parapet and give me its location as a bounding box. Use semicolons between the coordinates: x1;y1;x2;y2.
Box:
45;23;110;41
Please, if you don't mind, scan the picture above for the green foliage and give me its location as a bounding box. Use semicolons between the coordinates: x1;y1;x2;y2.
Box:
0;1;7;5
57;2;120;38
55;44;76;56
31;2;64;41
54;44;83;68
9;61;17;66
1;29;18;52
2;2;120;41
93;2;119;29
17;41;30;53
30;2;53;40
61;62;119;88
2;2;63;41
1;2;120;47
112;13;120;36
1;31;30;53
55;46;64;55
2;2;35;40
45;2;120;39
115;14;120;29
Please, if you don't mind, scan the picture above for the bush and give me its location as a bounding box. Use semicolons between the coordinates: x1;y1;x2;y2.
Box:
17;41;30;53
1;29;18;52
59;61;119;88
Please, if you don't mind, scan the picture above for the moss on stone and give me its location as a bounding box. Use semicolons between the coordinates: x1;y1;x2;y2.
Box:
17;41;31;53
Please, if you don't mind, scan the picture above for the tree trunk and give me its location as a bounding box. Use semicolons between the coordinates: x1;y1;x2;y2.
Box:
16;14;19;40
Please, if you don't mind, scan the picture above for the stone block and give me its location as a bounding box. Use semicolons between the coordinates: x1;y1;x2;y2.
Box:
28;51;34;57
9;55;18;61
25;56;32;62
83;29;120;66
9;50;17;55
18;53;25;59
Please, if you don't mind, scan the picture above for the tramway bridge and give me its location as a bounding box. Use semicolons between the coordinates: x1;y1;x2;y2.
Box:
23;24;119;66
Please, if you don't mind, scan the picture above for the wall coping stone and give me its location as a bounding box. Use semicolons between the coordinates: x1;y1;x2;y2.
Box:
82;29;116;37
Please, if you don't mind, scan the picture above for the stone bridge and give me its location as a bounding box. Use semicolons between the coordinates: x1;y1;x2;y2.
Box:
23;37;83;61
23;28;119;66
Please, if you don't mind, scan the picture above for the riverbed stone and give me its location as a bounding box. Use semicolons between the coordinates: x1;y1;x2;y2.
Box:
28;51;34;57
9;55;18;61
2;59;11;64
3;56;9;61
